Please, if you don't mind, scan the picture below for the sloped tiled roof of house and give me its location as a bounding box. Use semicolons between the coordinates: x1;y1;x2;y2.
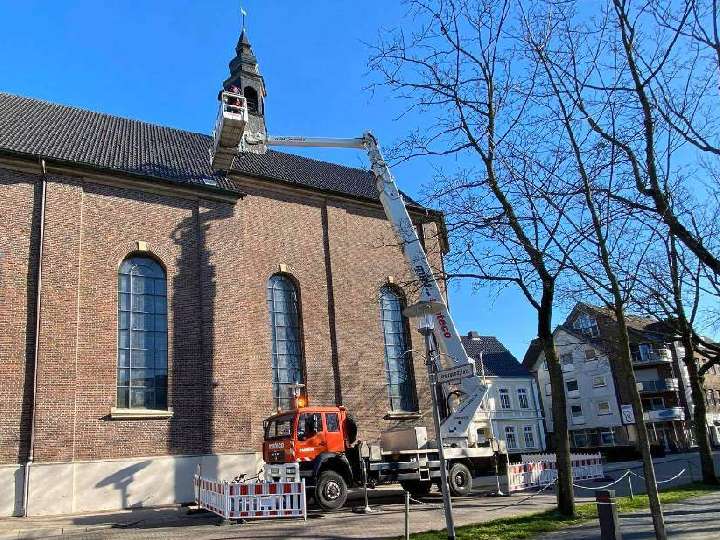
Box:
521;302;682;368
0;92;426;208
461;334;531;378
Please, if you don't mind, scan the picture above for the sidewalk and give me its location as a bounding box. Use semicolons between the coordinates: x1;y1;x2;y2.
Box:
535;491;720;539
0;486;593;540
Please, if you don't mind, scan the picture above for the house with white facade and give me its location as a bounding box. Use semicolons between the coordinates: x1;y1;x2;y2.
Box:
462;332;546;455
527;328;626;449
524;303;697;453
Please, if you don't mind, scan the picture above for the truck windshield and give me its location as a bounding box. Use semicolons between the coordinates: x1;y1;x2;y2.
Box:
265;415;294;439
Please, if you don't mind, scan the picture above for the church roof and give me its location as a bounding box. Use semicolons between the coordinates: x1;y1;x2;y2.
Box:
460;334;531;378
0;92;426;209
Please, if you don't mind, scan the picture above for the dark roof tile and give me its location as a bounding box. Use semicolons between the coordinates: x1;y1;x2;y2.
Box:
461;335;531;378
0;92;426;208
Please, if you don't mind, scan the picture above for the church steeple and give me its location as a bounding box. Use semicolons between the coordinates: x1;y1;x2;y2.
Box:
223;30;267;153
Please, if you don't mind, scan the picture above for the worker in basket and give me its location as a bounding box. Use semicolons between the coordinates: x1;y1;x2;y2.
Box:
218;85;243;113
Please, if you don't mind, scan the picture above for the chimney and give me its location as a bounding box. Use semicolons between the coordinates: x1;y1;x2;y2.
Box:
467;331;481;340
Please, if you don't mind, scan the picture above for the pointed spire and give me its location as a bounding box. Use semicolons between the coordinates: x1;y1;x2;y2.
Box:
225;30;262;91
221;28;268;152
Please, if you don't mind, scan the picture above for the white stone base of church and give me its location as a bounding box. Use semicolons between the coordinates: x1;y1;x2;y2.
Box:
1;451;261;517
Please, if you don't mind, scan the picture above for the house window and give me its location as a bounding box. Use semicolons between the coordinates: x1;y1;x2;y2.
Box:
561;353;574;366
584;349;596;360
517;388;529;409
499;388;511;409
638;343;653;362
505;426;518;449
571;404;583;418
117;256;168;410
600;428;615;446
572;430;588;447
593;375;606;388
597;401;611;415
566;379;579;392
379;286;417;412
267;274;304;410
642;397;665;411
523;426;535;448
573;313;600;337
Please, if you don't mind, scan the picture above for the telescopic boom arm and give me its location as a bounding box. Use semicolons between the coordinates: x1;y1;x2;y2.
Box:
258;133;489;445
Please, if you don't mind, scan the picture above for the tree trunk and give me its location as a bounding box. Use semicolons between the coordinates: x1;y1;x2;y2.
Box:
683;338;718;484
539;283;575;517
614;307;667;539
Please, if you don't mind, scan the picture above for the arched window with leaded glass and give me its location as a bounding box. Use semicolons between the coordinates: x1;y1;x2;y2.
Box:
267;274;304;409
117;256;168;410
379;286;417;412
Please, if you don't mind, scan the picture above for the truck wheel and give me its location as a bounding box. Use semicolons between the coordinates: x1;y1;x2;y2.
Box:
448;462;472;497
400;480;432;497
315;470;348;511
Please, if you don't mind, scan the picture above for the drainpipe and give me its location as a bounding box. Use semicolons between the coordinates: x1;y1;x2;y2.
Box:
22;158;47;517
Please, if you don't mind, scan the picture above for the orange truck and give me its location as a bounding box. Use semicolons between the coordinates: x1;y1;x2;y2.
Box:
262;402;503;511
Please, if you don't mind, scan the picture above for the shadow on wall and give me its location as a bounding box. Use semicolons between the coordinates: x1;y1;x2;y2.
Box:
95;461;151;509
169;197;234;501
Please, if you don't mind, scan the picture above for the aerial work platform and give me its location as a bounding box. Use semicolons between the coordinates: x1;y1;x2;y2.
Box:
211;91;248;171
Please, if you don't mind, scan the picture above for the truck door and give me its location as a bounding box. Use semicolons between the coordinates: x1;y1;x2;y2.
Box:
324;412;344;453
297;412;326;460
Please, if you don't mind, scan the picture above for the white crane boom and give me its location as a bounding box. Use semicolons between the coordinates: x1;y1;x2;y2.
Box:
258;133;489;446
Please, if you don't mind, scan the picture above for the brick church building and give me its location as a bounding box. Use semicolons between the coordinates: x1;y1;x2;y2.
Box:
0;31;446;516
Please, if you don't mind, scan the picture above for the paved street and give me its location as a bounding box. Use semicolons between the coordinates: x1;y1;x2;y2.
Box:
2;452;718;539
0;485;593;540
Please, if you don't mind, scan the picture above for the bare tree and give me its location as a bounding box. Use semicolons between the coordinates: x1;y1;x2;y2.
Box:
522;13;670;534
369;0;578;516
637;226;720;484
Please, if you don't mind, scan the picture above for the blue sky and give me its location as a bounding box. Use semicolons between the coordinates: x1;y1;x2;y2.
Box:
0;0;544;360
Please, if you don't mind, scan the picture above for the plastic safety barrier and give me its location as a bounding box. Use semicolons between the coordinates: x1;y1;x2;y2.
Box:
507;452;603;492
193;469;307;521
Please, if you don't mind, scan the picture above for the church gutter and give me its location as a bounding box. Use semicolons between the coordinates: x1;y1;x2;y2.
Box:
0;148;246;203
22;157;47;517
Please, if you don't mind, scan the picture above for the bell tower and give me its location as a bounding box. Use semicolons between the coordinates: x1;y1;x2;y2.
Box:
223;30;267;153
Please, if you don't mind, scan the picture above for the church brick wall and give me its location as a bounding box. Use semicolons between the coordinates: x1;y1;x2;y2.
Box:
0;166;443;465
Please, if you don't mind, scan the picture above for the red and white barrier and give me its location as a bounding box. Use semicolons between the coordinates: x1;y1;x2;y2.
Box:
507;452;603;492
193;470;307;520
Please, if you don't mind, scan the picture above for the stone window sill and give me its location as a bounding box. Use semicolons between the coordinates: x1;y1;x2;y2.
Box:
384;411;422;420
110;407;174;420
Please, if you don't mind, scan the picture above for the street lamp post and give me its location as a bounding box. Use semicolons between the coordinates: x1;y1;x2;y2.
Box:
417;313;456;540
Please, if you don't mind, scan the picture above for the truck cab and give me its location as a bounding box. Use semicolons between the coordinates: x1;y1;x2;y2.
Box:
263;406;359;510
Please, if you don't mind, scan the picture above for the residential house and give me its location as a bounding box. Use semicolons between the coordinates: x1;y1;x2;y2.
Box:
462;332;546;455
524;303;697;453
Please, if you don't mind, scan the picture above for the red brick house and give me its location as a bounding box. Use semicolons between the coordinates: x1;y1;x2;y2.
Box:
0;32;444;516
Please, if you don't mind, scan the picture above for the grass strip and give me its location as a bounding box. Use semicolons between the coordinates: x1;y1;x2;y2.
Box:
407;482;720;540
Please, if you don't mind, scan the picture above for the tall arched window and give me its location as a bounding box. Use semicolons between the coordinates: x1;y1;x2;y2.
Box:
118;256;168;410
267;274;304;409
244;86;259;113
379;286;417;412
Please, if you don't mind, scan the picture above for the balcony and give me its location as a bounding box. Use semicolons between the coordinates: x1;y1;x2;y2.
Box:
644;407;685;422
632;347;672;366
638;378;679;393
